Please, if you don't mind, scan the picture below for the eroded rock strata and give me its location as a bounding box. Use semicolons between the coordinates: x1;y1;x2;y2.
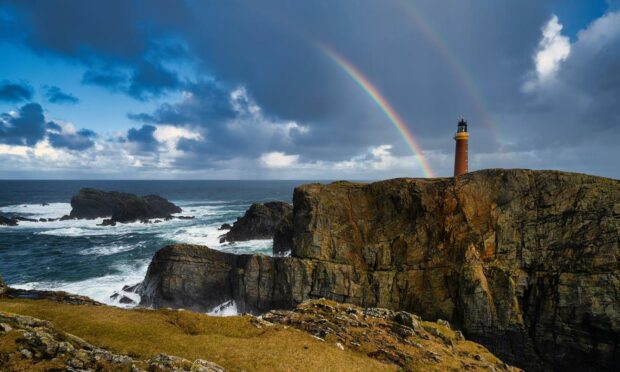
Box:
141;169;620;371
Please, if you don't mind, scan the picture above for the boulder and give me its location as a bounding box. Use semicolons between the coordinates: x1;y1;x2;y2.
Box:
69;188;182;223
0;216;18;226
220;201;292;243
140;169;620;371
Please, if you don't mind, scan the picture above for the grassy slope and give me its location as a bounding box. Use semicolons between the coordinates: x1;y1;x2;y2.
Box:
0;299;394;372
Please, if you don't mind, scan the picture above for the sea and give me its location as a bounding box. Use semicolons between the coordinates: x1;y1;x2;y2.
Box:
0;180;309;310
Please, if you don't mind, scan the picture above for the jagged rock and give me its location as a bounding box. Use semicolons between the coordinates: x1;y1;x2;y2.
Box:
119;295;135;305
0;274;6;295
261;299;518;371
140;169;620;371
3;287;102;306
0;216;18;226
14;216;37;222
220;201;292;243
218;223;232;230
69;188;182;223
98;218;116;226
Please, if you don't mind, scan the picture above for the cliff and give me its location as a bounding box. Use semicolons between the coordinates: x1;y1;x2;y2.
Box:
140;169;620;371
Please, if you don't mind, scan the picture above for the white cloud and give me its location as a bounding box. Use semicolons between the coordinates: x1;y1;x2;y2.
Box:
154;125;201;144
524;15;570;90
259;151;300;168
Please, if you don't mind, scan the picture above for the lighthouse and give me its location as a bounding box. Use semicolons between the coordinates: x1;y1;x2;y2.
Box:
454;118;469;177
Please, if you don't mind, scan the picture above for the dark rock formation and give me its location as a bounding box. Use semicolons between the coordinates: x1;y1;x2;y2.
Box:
140;169;620;371
0;274;6;296
218;223;232;230
272;214;293;256
0;216;18;226
69;188;182;223
220;201;292;243
2;287;102;306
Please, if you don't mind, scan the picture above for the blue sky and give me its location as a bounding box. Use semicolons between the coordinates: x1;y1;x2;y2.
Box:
0;0;619;179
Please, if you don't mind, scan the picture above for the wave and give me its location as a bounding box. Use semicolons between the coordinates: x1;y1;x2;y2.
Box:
11;260;149;308
78;242;144;256
0;202;71;219
207;300;238;316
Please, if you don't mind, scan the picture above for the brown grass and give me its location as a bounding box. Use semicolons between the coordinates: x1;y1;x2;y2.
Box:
0;299;395;372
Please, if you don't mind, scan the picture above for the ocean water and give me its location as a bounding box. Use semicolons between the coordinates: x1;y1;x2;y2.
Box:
0;180;306;309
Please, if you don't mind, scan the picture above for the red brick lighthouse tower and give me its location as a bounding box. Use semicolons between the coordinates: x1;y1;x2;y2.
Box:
454;118;469;177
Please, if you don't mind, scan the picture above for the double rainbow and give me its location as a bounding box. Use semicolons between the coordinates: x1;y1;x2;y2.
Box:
320;45;435;178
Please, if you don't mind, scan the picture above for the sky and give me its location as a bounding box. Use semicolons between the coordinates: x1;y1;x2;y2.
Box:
0;0;619;180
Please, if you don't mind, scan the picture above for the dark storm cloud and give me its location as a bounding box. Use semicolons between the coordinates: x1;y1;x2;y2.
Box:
127;124;159;151
44;85;79;104
6;1;186;100
82;69;128;90
0;80;33;102
0;102;46;146
3;0;620;177
48;128;96;150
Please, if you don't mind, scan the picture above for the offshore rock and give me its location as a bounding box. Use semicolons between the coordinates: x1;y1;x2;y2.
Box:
141;169;620;371
69;188;182;222
0;216;18;226
220;201;292;243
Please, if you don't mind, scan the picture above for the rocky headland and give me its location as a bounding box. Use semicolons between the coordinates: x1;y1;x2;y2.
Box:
140;169;620;371
219;201;291;243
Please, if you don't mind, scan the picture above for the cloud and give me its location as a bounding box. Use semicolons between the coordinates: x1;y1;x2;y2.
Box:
0;80;33;102
44;85;79;104
0;103;47;146
524;15;571;90
0;103;98;151
127;124;159;151
2;2;620;179
48;128;96;150
260;152;299;168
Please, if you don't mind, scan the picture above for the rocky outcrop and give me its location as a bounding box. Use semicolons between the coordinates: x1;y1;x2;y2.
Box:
0;216;18;226
0;274;6;296
219;201;292;243
69;188;182;222
0;310;224;371
260;299;519;371
140;169;620;371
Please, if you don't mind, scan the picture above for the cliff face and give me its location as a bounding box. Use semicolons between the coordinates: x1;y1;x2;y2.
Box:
140;169;620;371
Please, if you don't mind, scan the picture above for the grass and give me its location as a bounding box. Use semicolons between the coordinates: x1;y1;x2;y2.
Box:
0;299;395;372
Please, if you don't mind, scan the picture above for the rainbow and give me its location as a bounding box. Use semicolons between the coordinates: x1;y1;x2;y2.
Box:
395;1;499;143
319;44;434;178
